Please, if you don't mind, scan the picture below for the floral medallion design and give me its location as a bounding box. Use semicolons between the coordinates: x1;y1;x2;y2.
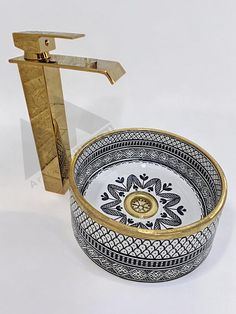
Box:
100;173;187;230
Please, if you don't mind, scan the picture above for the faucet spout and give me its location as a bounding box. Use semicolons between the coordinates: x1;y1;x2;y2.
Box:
9;54;126;84
53;55;126;84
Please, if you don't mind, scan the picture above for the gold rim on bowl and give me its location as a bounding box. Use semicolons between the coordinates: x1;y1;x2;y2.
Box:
69;128;227;240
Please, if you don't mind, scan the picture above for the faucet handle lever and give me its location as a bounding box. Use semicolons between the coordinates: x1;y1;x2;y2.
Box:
13;31;85;40
13;31;85;60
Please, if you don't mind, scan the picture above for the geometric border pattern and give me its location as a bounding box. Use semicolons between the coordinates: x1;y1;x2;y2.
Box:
74;230;212;282
71;195;219;282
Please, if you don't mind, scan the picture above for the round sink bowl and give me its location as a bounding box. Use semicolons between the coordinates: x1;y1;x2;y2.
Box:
69;128;227;282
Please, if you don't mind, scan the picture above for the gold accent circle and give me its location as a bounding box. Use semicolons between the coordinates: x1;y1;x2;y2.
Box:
69;128;227;240
124;192;158;219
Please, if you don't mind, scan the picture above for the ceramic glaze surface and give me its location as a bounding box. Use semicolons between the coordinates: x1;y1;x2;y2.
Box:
71;195;218;282
83;162;203;229
70;129;224;282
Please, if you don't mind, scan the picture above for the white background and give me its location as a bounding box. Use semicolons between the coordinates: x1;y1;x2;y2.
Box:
0;1;236;313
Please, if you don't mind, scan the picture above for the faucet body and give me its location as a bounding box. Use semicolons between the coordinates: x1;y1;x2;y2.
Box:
9;31;125;194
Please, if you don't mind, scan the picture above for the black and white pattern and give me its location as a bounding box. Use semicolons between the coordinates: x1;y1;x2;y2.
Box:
71;130;223;282
71;195;218;282
100;173;188;230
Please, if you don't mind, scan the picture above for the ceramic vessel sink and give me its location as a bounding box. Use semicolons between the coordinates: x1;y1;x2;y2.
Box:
70;128;227;282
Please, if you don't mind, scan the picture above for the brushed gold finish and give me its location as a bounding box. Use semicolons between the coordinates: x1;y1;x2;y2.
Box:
124;191;158;219
9;31;125;193
13;31;84;40
12;31;84;60
17;63;71;194
9;55;125;84
69;128;227;240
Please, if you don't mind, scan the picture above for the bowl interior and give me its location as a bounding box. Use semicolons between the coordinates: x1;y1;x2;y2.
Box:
73;129;223;231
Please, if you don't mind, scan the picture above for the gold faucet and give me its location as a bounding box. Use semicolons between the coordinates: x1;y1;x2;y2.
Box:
9;31;126;194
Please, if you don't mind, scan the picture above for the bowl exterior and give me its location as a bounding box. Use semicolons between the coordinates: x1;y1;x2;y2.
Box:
70;194;219;282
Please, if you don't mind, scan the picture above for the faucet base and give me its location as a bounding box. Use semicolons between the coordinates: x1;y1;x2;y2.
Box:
17;63;71;194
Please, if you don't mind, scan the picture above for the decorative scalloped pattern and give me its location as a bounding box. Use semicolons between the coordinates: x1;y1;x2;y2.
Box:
73;219;213;282
71;195;217;260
